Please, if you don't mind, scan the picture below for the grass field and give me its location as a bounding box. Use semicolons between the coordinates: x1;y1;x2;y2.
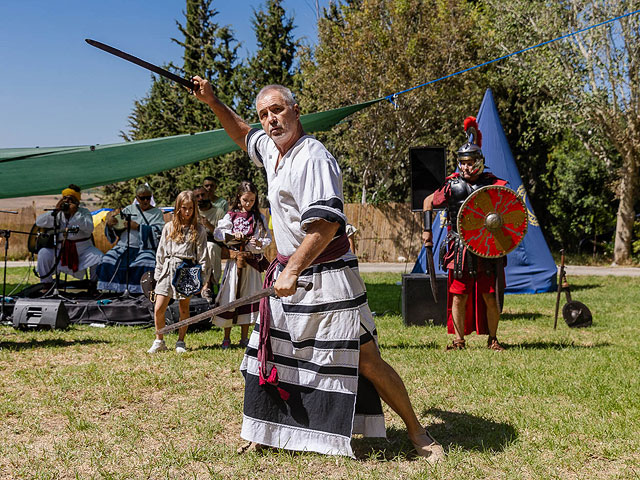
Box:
0;269;639;479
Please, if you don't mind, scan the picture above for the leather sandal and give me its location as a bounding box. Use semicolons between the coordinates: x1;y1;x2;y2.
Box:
445;339;466;351
410;427;445;464
487;336;505;351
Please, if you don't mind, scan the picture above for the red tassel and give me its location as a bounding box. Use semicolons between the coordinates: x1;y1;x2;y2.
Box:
267;366;278;384
258;366;289;400
277;387;290;401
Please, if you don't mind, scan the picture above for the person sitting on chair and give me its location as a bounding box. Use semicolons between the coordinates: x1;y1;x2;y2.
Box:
97;184;165;293
35;184;103;292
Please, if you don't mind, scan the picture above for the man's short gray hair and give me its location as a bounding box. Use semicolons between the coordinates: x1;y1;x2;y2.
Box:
255;85;297;110
135;184;152;196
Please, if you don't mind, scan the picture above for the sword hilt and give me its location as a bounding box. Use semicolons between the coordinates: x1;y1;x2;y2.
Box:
296;280;313;291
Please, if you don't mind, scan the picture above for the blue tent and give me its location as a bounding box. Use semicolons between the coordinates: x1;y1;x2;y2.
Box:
413;88;557;294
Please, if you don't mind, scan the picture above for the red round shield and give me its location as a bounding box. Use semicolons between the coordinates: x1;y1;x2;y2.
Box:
457;185;528;258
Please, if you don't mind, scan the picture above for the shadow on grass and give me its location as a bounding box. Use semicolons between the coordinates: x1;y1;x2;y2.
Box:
0;338;109;351
364;283;401;316
502;340;610;350
382;341;439;350
500;312;547;321
352;407;517;460
351;426;429;461
192;343;246;351
562;283;600;292
424;408;517;453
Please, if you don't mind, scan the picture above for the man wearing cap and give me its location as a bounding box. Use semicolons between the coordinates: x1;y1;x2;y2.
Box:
35;184;104;292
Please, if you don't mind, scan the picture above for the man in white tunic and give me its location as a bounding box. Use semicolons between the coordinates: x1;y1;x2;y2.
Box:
193;77;444;461
35;185;103;291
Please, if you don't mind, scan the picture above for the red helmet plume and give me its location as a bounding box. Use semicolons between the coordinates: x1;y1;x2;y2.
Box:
457;116;485;176
463;116;482;147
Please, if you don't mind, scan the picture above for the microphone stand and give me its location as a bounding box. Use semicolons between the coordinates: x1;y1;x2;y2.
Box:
1;229;14;323
0;228;38;323
0;210;19;322
120;212;134;299
43;210;75;303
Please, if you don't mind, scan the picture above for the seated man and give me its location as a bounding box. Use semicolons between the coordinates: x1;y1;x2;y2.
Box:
97;184;165;293
36;184;103;291
195;184;227;300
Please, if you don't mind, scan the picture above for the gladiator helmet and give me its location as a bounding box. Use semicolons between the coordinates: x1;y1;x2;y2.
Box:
457;116;484;176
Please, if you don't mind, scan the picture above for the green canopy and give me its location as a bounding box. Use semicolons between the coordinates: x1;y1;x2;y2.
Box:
0;99;382;199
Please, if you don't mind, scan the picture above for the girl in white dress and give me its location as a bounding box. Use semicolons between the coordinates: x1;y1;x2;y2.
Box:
213;181;271;349
148;191;209;354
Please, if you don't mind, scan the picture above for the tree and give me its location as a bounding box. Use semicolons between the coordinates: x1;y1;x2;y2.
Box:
299;0;489;204
231;0;300;201
543;135;616;251
104;0;247;207
246;0;299;117
482;0;640;263
104;0;303;209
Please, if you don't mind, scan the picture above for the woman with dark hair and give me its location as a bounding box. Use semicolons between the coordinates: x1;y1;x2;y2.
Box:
148;190;209;354
213;181;271;349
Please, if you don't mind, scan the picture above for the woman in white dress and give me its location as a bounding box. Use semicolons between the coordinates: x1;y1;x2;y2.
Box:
148;191;209;354
213;181;271;349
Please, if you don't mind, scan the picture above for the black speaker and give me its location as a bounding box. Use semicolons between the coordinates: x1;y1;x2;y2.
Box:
409;146;446;211
165;297;212;331
12;299;70;330
401;273;448;326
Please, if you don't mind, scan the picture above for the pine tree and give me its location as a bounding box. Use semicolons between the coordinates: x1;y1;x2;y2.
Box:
225;0;300;202
246;0;299;117
104;0;246;207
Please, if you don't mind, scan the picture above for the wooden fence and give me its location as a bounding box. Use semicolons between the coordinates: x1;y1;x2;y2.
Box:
0;203;424;263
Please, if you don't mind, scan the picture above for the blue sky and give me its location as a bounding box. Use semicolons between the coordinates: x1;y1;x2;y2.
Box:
0;0;330;148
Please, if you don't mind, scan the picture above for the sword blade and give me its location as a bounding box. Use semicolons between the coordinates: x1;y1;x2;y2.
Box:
156;280;312;335
85;39;195;90
426;246;438;303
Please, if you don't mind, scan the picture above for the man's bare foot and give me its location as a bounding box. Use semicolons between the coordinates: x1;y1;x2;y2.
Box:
409;427;445;464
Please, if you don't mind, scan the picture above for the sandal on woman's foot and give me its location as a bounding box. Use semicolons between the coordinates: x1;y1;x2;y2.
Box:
221;339;231;350
445;339;466;351
410;428;445;464
238;338;249;348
